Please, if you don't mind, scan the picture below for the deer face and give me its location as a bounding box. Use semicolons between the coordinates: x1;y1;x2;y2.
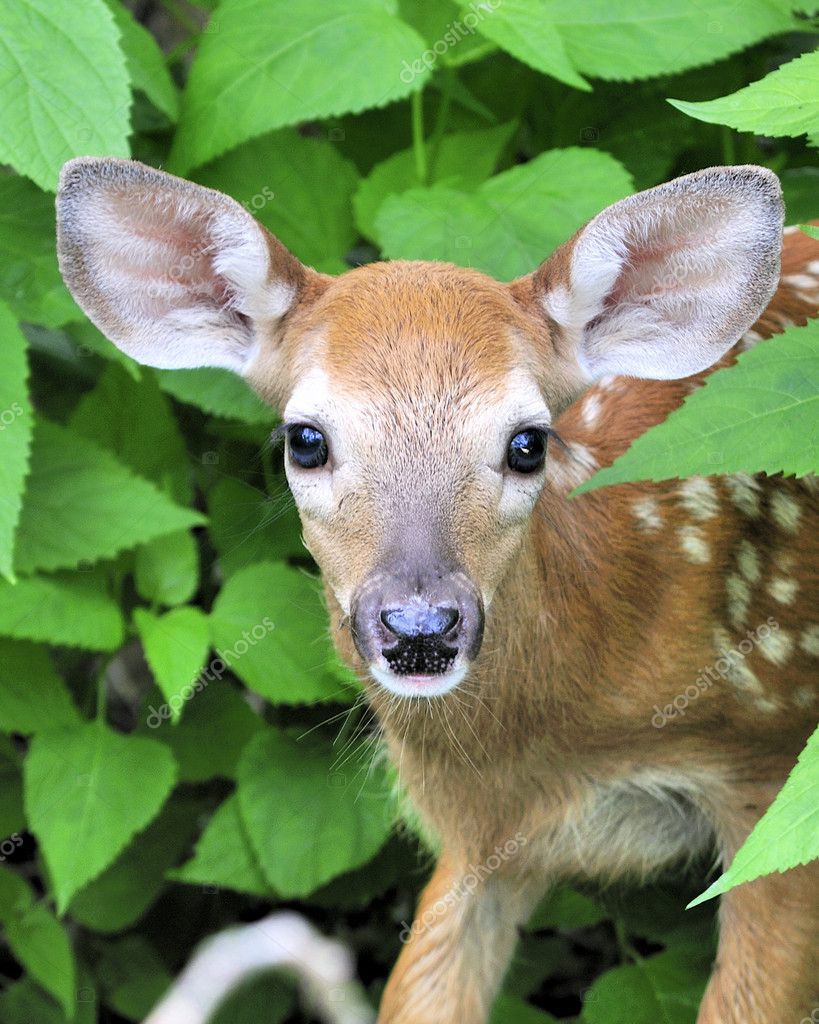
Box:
56;158;783;698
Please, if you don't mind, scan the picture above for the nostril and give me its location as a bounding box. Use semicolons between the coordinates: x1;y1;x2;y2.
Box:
381;605;460;640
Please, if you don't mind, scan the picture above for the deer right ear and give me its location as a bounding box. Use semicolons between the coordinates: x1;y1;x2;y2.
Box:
57;157;319;373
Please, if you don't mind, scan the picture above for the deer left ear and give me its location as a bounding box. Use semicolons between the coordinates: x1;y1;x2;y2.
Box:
526;165;784;382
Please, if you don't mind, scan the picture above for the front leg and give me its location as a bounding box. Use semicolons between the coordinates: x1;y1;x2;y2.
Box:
379;850;543;1024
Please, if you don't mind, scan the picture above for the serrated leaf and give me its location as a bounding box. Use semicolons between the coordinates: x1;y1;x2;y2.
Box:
207;477;304;578
690;724;819;906
0;0;130;190
69;794;205;933
155;367;274;424
196;128;360;274
0;571;124;650
209;562;354;705
375;148;633;279
15;419;204;575
0;179;79;328
67;319;141;378
135;530;200;607
0;639;80;734
577;321;819;492
69;364;192;502
354;122;516;240
169;0;430;173
94;935;172;1021
0;864;32;918
24;720;177;911
490;995;558;1023
134;606;211;723
669;49;819;139
549;0;794;83
237;730;394;896
527;886;607;931
800;223;819;240
103;0;179;121
171;792;273;897
0;745;25;838
6;902;76;1017
472;0;588;90
0;302;33;581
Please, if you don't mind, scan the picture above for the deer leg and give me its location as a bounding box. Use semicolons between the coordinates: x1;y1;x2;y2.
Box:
378;851;544;1024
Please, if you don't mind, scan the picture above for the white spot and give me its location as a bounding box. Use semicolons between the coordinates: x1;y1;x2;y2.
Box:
581;393;602;428
369;662;468;699
807;259;819;275
739;329;763;351
783;225;798;236
771;492;801;534
793;686;816;708
714;628;764;697
725;474;761;518
633;496;662;532
769;310;795;331
801;474;819;494
678;525;710;564
754;695;780;714
726;574;751;629
783;272;819;291
678;477;719;521
767;576;798;605
799;625;819;657
757;629;794;666
737;540;760;583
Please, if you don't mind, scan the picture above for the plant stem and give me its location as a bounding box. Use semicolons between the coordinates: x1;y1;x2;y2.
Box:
411;90;428;185
428;70;455;181
721;125;737;166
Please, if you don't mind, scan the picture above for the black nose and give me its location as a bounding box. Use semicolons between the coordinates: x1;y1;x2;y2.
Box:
380;604;459;640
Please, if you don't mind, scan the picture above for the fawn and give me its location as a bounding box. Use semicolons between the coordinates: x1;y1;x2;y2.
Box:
57;158;818;1023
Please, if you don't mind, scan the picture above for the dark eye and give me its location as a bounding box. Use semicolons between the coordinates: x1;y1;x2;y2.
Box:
507;429;547;474
287;425;328;469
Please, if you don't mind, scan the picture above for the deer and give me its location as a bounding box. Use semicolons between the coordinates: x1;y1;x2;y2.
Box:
56;157;818;1023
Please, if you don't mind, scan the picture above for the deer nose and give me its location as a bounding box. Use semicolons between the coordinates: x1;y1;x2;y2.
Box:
380;604;460;640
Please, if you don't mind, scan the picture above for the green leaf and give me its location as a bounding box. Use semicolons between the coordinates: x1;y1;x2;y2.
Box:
0;864;33;918
0;302;33;581
527;886;607;931
799;223;819;240
134;530;200;607
207;477;305;578
0;980;69;1024
155;680;264;783
209;973;294;1024
354;122;516;240
134;606;211;723
669;49;819;139
15;418;204;575
69;794;205;933
0;639;80;734
472;1;588;90
0;0;130;190
0;741;25;838
155;367;275;424
582;941;709;1024
24;720;177;911
67;319;141;378
6;902;76;1017
169;0;430;173
196;128;360;274
237;729;394;897
782;169;819;223
577;320;819;492
490;995;558;1024
69;364;192;502
94;935;172;1021
209;562;354;705
103;0;179;121
171;792;273;897
0;178;79;328
0;571;124;650
375;148;633;279
690;724;819;907
546;0;794;83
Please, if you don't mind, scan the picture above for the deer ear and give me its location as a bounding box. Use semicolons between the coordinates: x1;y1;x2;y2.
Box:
528;166;784;381
57;157;318;373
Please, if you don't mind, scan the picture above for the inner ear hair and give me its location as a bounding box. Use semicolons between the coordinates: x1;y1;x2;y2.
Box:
530;165;784;382
57;157;309;373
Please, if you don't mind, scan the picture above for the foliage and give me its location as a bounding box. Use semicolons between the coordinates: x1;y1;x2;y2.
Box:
0;0;816;1021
